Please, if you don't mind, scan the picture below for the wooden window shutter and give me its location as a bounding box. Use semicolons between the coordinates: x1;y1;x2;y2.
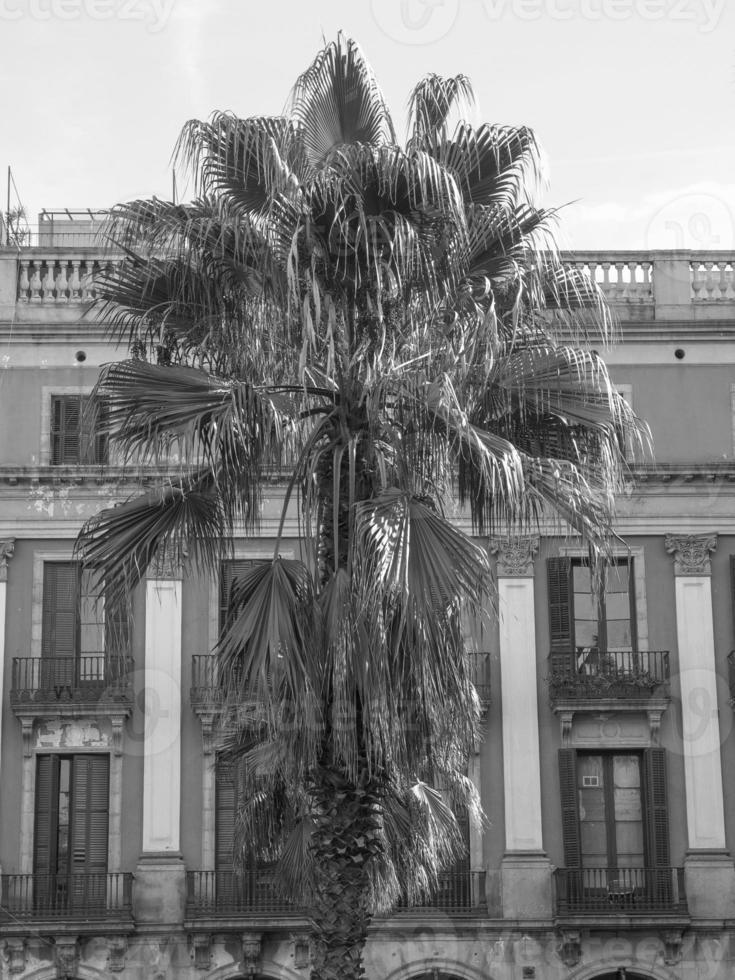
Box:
215;757;238;871
33;756;60;877
558;748;581;868
51;396;82;465
547;557;572;654
643;748;670;867
70;755;109;876
42;562;80;660
219;560;255;633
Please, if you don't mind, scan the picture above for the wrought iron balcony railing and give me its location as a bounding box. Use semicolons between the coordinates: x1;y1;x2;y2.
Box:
186;869;485;919
548;650;670;701
0;873;133;922
10;656;133;708
186;870;299;917
395;871;486;914
554;867;686;916
191;653;490;711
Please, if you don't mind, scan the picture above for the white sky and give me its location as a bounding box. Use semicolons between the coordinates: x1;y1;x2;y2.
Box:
2;0;733;249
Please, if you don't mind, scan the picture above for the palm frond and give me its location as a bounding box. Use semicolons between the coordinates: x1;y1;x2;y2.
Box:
289;33;395;172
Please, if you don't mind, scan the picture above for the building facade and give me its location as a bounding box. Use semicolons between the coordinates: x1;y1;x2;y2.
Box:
0;234;734;980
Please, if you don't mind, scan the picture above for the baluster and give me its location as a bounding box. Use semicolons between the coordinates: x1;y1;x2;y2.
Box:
614;261;625;301
690;262;704;302
29;263;42;301
41;260;56;301
641;261;653;300
80;261;93;301
55;261;69;302
600;262;611;298
718;261;729;300
703;260;715;300
68;260;81;300
18;260;30;302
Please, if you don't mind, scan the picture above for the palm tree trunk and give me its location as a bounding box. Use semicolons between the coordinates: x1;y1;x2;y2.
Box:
308;764;384;980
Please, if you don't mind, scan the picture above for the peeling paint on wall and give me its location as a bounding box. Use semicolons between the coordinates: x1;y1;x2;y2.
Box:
35;718;110;749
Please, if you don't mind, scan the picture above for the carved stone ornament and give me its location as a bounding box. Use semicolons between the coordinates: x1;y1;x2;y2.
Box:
291;931;312;969
2;938;27;975
665;533;717;576
490;536;539;577
148;545;188;580
241;933;262;977
190;933;212;971
664;929;683;965
54;937;80;979
558;930;582;968
107;936;127;973
0;538;15;583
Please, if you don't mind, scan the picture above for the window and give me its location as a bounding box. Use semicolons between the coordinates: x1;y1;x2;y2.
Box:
214;755;279;910
50;394;107;465
41;562;128;689
548;557;637;666
558;747;672;906
219;559;256;632
34;754;109;912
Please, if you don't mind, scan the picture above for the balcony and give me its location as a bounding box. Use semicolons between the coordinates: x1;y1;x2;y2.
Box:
394;871;486;915
10;656;133;713
0;873;133;925
186;870;301;919
548;650;670;702
191;653;490;714
554;867;687;919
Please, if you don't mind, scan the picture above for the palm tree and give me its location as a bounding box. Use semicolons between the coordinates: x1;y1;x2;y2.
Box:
77;35;643;980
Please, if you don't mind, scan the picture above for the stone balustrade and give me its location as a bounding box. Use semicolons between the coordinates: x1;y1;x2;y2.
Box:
15;252;121;304
4;247;735;315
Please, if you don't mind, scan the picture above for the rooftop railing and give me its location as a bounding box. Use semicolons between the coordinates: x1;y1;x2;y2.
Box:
6;250;735;314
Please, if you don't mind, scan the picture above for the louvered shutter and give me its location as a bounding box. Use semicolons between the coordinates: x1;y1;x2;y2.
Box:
215;757;238;872
51;396;82;465
547;557;572;655
558;749;581;868
70;755;109;910
643;748;671;904
643;748;670;867
42;563;80;688
219;560;255;633
33;756;59;876
33;756;60;912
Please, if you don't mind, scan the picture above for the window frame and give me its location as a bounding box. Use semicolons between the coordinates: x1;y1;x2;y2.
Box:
551;545;649;655
41;386;108;466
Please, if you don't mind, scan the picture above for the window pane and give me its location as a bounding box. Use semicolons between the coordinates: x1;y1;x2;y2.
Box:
578;756;607;867
613;755;644;867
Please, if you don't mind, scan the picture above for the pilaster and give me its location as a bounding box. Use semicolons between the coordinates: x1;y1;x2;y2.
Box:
0;539;15;787
665;532;735;919
491;536;552;919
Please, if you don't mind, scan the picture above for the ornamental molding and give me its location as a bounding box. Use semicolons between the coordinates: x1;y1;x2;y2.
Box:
147;545;188;581
241;933;262;977
0;538;15;582
54;936;80;979
490;535;539;577
665;532;717;576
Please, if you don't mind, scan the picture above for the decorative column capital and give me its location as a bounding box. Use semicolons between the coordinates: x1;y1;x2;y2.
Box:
0;539;15;583
665;533;717;576
147;546;188;581
490;536;539;577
